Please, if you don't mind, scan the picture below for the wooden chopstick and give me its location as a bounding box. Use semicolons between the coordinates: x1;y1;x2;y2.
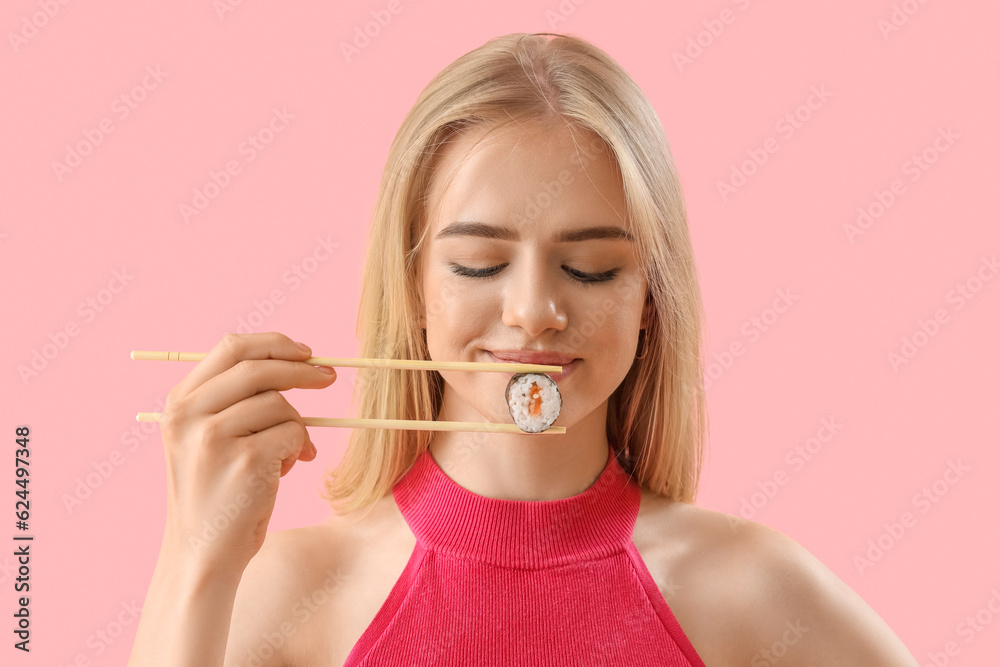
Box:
135;412;565;434
130;350;563;374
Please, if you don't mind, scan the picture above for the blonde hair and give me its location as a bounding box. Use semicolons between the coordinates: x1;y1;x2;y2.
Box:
320;32;709;518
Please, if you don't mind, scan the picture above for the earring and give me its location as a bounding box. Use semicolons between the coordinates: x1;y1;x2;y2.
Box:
635;329;648;360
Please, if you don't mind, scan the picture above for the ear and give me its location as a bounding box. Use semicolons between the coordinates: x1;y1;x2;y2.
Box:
640;292;653;330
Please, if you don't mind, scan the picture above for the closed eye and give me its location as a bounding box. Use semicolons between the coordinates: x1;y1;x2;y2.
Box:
449;263;619;285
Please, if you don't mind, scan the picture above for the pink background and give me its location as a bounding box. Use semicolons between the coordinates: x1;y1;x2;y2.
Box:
3;0;998;664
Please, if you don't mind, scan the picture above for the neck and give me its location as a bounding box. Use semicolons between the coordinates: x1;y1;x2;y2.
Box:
428;389;611;501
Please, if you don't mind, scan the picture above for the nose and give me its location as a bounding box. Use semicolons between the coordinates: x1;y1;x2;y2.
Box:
500;256;568;336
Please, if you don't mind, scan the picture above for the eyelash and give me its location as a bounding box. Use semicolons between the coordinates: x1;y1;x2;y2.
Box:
449;263;620;285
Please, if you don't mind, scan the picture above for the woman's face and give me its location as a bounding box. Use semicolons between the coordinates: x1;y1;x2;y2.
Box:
417;120;649;430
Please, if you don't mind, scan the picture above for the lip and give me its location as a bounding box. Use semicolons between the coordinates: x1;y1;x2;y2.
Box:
486;350;580;382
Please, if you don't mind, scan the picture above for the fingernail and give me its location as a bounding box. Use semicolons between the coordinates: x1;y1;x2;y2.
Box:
296;341;311;353
318;365;335;375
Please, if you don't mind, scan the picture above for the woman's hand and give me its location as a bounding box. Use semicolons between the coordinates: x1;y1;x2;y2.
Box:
157;331;336;575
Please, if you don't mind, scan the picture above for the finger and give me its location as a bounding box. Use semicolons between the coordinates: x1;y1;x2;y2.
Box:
282;436;317;473
241;420;311;477
171;332;313;401
297;441;318;462
186;354;335;416
209;389;306;441
212;392;317;465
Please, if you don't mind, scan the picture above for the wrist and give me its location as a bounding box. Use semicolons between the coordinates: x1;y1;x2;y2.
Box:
157;538;248;591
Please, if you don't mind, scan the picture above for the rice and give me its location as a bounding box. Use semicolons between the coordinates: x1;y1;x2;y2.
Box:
504;373;562;433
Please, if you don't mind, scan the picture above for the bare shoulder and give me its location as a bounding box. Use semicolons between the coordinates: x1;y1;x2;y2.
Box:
223;519;354;667
724;517;919;665
632;491;756;664
224;493;416;666
634;491;919;666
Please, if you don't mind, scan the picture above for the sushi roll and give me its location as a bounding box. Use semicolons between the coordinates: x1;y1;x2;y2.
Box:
505;373;562;433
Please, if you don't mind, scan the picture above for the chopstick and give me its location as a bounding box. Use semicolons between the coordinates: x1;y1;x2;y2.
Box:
130;350;563;374
131;350;566;434
134;412;566;434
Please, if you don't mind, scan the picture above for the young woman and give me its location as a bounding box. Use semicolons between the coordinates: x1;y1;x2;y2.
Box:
128;32;919;666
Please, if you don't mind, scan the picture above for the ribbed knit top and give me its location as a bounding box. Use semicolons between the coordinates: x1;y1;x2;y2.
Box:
343;443;706;666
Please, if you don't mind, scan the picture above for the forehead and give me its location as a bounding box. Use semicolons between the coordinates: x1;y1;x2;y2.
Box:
424;121;626;237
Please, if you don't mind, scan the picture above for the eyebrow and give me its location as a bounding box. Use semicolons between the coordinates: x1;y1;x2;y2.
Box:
435;221;634;243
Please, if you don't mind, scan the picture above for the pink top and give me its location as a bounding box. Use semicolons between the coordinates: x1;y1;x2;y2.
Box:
343;443;707;666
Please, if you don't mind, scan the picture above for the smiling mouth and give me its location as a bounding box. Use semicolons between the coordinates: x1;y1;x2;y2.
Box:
485;350;577;366
485;350;580;382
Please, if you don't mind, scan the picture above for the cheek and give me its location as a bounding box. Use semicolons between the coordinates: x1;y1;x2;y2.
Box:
609;277;648;333
576;293;639;341
423;275;494;351
587;314;638;370
570;287;645;369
